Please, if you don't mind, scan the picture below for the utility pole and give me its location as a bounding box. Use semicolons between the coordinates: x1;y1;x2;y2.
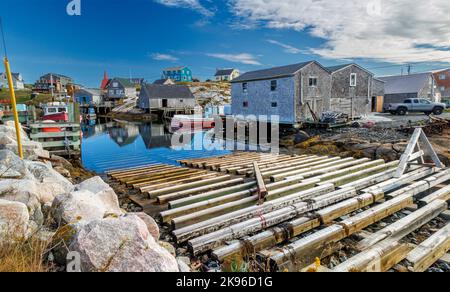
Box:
407;64;412;75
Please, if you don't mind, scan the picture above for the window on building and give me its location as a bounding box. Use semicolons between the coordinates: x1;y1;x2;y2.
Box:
243;101;249;108
439;74;446;80
309;77;318;87
441;86;446;92
113;82;118;87
271;80;277;91
180;99;184;103
243;83;248;92
350;73;357;87
271;102;278;108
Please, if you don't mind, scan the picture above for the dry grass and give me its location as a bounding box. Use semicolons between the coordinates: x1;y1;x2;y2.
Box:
0;236;52;272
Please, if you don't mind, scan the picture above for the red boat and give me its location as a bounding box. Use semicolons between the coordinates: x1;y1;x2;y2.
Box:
170;115;216;132
42;103;69;122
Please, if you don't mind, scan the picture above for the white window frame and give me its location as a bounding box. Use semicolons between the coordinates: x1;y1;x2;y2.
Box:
350;73;357;87
242;82;248;93
439;74;446;80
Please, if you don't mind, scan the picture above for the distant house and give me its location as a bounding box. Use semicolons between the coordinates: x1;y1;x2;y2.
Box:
34;73;73;93
215;69;240;82
75;88;104;105
130;78;145;86
153;78;175;85
432;69;450;102
326;64;378;118
105;78;137;100
162;66;193;83
0;72;25;90
231;61;331;124
378;73;440;108
138;84;196;111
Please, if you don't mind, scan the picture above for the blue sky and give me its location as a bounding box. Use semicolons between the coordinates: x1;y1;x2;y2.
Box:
1;0;449;87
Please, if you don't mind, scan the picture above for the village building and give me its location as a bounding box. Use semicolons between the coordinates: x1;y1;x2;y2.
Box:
231;61;332;124
153;78;176;85
130;78;145;87
378;72;440;108
326;64;378;118
162;66;193;83
105;78;137;100
75;88;104;105
0;72;25;90
432;69;450;102
34;73;73;93
215;69;240;82
371;78;386;113
138;84;196;112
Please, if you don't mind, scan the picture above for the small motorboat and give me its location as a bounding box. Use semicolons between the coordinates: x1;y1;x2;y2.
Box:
170;115;216;132
42;103;69;122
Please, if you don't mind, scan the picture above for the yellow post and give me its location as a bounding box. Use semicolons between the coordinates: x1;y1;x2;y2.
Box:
4;57;23;159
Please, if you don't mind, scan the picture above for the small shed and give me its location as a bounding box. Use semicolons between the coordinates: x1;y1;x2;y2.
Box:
138;84;196;110
75;88;104;105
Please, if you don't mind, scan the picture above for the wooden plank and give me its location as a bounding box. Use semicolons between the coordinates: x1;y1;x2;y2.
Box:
253;162;267;203
419;185;450;207
334;240;414;272
356;199;448;251
30;132;80;139
406;222;450;272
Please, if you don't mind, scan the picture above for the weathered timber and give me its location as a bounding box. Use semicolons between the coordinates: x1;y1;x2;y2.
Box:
356;199;448;251
406;222;450;272
253;162;267;202
188;187;358;255
386;170;450;199
276;158;371;182
167;181;256;208
419;185;450;207
212;216;321;263
333;239;414;272
145;175;232;197
172;184;335;243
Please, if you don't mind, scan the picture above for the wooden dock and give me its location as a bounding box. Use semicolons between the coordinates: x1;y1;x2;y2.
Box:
107;151;450;272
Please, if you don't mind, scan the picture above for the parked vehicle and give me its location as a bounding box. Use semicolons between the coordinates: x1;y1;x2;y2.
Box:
386;98;446;116
445;100;450;109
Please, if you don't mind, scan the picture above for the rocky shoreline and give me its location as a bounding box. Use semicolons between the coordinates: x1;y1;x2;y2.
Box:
0;121;183;272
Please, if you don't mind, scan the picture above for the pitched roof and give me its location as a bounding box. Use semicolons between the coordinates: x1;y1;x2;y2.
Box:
112;78;135;88
215;69;236;76
142;84;195;99
78;88;102;96
378;73;432;95
231;62;313;83
326;64;353;72
153;78;175;85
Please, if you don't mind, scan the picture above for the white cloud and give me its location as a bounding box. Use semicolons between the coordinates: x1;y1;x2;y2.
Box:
207;53;262;65
267;40;306;54
151;53;179;62
229;0;450;64
154;0;214;17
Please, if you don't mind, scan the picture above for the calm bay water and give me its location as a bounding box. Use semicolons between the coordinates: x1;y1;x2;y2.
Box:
81;120;231;173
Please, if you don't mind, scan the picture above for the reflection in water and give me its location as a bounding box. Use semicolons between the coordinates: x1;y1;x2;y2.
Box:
81;120;231;173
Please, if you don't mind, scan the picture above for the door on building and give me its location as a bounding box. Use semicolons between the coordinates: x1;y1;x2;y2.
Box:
162;99;168;108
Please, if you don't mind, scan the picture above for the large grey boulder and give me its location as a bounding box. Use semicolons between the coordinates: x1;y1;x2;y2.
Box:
0;150;32;179
0;180;43;224
127;212;160;241
0;199;29;241
52;190;122;225
68;215;179;272
25;161;73;193
75;176;110;194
